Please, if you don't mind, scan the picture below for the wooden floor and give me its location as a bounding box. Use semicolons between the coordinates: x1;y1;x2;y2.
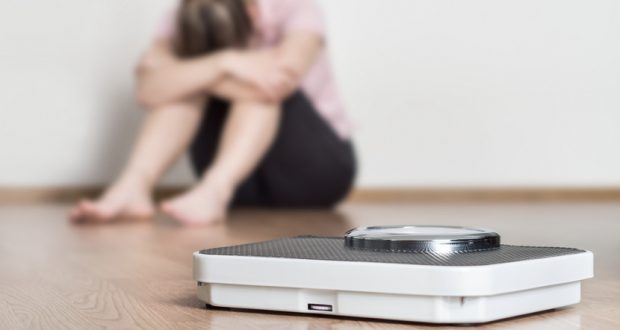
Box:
0;202;619;329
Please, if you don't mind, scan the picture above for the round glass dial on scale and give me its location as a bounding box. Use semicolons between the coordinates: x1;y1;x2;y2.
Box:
344;225;501;253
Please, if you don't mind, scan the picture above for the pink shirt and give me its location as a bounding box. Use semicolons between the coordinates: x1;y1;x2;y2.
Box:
158;0;352;139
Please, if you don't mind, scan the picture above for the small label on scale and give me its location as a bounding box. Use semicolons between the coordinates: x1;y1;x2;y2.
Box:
308;304;333;312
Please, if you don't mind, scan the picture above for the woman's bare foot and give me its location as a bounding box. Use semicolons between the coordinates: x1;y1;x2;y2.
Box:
69;177;155;223
160;178;233;226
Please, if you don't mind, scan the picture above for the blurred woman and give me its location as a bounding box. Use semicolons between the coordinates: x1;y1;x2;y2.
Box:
70;0;355;226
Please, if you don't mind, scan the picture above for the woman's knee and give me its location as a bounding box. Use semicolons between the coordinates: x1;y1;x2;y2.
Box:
137;95;207;115
232;99;282;112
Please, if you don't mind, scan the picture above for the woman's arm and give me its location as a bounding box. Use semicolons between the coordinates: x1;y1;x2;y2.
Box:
135;40;277;107
135;31;324;108
215;31;324;101
274;31;324;89
135;39;229;108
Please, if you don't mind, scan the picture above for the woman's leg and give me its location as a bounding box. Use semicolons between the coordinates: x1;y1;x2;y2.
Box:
249;92;356;208
70;96;206;222
187;92;356;211
160;100;281;225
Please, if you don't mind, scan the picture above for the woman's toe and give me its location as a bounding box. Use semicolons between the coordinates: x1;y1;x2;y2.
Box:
159;201;173;215
160;200;182;219
78;200;96;218
125;205;154;221
80;200;110;222
68;207;82;222
94;206;117;222
162;203;194;225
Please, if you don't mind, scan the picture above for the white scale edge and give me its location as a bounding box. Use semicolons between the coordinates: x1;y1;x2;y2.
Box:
193;251;593;323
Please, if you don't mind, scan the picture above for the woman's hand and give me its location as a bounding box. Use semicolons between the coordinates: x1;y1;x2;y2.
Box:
220;50;298;101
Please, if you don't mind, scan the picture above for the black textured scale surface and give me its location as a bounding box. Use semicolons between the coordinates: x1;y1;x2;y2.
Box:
200;236;585;266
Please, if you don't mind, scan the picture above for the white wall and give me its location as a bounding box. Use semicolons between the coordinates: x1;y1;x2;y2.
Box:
1;0;619;188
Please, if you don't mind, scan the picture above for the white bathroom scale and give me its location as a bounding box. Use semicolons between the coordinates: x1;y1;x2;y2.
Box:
193;225;593;324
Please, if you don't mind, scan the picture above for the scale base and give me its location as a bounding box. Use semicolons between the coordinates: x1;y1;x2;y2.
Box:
194;237;592;324
197;281;580;324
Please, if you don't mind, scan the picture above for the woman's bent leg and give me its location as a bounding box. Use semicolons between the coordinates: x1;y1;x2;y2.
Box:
250;92;356;208
70;97;206;223
161;100;281;225
187;92;356;210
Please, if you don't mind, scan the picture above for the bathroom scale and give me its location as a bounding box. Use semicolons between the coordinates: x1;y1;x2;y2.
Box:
193;225;593;324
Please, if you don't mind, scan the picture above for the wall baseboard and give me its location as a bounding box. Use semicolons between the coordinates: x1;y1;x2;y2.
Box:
2;187;620;204
347;188;620;202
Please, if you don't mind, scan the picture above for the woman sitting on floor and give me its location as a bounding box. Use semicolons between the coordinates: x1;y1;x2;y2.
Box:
70;0;356;226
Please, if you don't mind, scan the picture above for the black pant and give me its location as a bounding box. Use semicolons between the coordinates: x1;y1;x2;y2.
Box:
190;92;356;208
